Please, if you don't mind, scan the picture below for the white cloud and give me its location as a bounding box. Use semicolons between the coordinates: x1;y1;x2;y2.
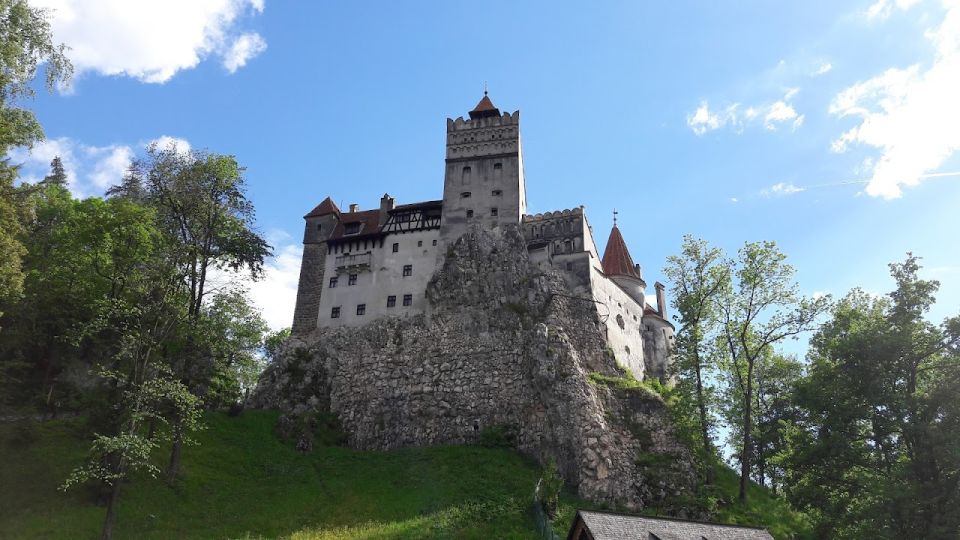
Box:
86;145;134;189
9;135;192;197
208;242;301;331
813;62;833;76
149;135;192;154
830;1;960;199
866;0;922;20
223;32;267;73
31;0;267;84
761;182;806;197
687;102;740;135
8;137;133;196
730;197;739;203
689;88;804;135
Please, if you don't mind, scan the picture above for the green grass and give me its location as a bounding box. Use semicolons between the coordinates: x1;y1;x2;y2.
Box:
0;411;812;540
0;411;551;539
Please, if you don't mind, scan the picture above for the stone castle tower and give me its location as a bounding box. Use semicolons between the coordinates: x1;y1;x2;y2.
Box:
439;93;527;242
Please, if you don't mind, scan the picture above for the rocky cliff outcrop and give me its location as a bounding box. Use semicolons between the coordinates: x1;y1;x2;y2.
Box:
251;225;695;509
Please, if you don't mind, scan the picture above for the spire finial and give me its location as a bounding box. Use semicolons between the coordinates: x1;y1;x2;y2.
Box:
484;81;488;96
613;208;618;226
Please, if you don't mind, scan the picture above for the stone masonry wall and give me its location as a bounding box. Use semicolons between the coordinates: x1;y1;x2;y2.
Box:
253;225;695;509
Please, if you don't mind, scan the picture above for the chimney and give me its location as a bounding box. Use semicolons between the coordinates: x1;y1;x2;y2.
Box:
379;193;395;223
655;282;667;320
349;203;359;213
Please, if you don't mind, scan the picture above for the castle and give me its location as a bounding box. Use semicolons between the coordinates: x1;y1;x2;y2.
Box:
290;94;674;380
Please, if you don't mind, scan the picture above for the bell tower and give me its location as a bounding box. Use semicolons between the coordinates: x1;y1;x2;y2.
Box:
439;93;527;243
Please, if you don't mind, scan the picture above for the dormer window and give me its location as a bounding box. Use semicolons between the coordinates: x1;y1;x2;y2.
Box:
344;222;361;235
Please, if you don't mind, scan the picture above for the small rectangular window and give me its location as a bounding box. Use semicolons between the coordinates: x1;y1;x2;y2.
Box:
460;191;472;198
331;306;341;318
466;209;474;218
490;207;498;217
492;189;502;196
402;265;412;277
432;239;437;246
417;240;423;247
348;274;357;286
392;242;399;252
387;295;396;308
344;222;361;235
329;276;338;288
403;294;412;306
493;162;502;170
356;304;366;316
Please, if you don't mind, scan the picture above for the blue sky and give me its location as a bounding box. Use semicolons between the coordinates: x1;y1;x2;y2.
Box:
13;0;960;335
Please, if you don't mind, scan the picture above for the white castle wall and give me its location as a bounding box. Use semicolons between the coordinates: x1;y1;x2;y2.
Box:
589;265;648;380
316;228;440;327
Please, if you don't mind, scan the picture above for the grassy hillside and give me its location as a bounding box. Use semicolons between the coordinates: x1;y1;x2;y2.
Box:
0;411;810;539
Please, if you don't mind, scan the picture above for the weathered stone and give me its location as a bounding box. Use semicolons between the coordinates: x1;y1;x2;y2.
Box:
251;225;695;508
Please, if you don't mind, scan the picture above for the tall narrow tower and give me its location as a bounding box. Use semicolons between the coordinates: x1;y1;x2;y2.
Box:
439;94;527;243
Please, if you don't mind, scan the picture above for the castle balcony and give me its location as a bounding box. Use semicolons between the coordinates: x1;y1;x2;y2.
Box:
335;252;372;274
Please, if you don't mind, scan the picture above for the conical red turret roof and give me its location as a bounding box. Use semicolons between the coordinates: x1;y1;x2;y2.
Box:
469;93;501;119
304;196;341;218
601;224;641;279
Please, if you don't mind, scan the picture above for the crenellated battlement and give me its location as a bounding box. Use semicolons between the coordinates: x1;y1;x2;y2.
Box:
446;110;520;131
522;207;585;221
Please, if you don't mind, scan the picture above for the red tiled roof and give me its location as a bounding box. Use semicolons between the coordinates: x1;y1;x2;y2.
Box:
601;225;641;279
328;209;382;241
469;94;501;119
304;196;340;218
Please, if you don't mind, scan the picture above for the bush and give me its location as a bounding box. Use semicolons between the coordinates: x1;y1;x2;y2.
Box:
537;460;563;518
478;424;516;448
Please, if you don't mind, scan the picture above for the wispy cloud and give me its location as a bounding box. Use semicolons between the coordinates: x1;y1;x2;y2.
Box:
812;62;833;76
830;1;960;199
687;88;804;135
761;182;806;197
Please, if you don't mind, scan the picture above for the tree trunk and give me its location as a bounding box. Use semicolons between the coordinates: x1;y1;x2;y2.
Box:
100;480;121;540
739;359;754;503
694;351;715;484
167;425;183;483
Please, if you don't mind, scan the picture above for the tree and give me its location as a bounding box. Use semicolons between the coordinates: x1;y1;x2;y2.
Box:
42;156;67;186
663;235;730;483
719;241;828;502
196;288;268;409
0;0;72;323
113;143;271;480
782;256;960;538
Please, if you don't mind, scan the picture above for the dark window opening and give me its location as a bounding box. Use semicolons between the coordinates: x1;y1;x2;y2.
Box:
460;191;472;198
329;277;338;288
387;295;396;308
466;209;474;218
402;265;412;277
417;240;423;247
492;189;502;196
344;222;361;235
331;307;340;318
356;304;366;316
348;274;357;286
493;162;502;171
432;239;437;246
490;207;498;217
403;294;412;306
392;242;399;252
